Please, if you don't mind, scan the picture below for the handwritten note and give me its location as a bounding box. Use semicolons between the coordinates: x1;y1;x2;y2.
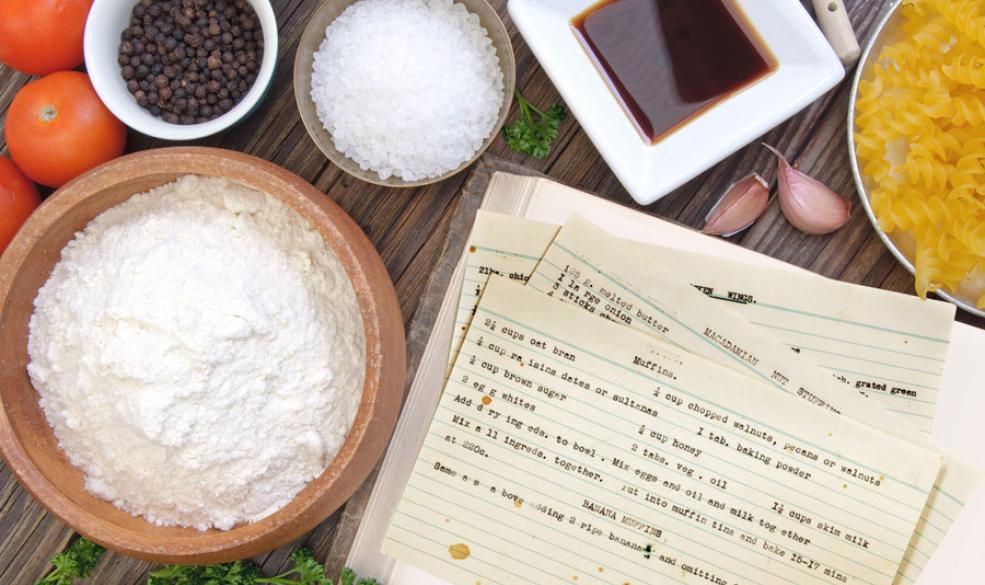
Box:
384;279;940;585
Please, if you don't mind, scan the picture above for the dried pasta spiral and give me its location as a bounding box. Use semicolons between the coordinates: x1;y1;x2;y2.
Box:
855;0;985;308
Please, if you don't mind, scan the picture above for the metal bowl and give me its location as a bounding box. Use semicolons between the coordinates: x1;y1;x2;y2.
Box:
847;0;985;318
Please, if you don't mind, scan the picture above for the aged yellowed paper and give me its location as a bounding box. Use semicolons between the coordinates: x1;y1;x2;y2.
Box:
635;245;952;431
450;211;977;585
384;279;940;585
448;211;558;369
527;216;979;585
528;216;922;431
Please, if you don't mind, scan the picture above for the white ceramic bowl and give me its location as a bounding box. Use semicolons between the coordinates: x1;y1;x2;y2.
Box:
509;0;844;205
84;0;278;141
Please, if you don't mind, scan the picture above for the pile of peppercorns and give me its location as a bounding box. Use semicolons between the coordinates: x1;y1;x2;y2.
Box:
118;0;263;125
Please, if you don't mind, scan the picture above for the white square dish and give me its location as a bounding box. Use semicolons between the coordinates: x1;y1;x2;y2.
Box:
509;0;844;205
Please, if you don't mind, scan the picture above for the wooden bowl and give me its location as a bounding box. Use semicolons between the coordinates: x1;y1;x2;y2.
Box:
293;0;516;187
0;147;406;564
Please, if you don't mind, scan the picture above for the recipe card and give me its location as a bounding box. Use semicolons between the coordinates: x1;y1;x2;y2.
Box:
639;246;954;431
448;211;558;369
528;216;917;429
444;212;977;585
526;216;979;585
383;279;941;585
455;212;951;431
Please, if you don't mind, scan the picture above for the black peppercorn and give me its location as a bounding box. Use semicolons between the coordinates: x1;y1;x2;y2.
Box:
117;0;263;124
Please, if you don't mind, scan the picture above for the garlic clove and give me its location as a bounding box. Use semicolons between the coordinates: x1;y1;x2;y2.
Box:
701;173;770;237
764;144;851;235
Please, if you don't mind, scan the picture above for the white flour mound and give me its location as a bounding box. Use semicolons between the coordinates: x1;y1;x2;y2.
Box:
27;175;365;530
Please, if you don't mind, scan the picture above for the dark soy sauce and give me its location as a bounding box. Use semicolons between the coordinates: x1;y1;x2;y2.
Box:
572;0;776;144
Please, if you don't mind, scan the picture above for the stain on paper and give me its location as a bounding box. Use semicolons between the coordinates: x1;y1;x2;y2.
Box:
449;543;471;560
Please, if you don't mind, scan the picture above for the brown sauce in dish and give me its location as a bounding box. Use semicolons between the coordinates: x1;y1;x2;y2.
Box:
572;0;776;144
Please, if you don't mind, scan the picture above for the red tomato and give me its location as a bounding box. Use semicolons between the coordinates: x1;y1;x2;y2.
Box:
5;72;127;188
0;156;41;256
0;0;94;75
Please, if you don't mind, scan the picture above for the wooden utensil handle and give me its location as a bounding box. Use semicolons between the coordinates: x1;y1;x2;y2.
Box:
811;0;860;66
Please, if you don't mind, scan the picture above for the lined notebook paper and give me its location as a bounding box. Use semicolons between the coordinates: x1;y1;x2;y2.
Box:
458;213;953;431
384;280;940;585
638;246;951;429
345;173;985;585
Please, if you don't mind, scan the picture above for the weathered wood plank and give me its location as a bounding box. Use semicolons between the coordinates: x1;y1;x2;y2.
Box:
0;0;980;583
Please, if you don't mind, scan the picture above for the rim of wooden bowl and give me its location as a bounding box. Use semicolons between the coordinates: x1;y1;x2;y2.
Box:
293;0;517;188
0;147;406;564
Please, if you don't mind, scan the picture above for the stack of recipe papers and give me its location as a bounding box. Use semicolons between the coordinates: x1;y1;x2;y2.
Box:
348;173;984;585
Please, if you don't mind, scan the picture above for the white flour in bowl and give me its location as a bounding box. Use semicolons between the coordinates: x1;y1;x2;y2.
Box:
27;175;365;530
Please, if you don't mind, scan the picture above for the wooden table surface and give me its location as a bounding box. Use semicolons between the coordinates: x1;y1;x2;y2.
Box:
1;0;981;583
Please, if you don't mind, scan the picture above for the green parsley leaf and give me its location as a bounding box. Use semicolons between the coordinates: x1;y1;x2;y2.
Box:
37;540;380;585
36;537;105;585
148;560;262;585
277;549;332;585
501;90;567;159
339;567;381;585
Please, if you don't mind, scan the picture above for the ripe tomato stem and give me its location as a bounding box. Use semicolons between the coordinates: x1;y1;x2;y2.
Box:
39;106;58;123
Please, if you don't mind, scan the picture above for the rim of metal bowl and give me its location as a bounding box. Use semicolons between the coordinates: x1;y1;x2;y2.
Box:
847;0;985;318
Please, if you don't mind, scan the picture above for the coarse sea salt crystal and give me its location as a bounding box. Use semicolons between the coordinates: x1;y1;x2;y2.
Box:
310;0;504;181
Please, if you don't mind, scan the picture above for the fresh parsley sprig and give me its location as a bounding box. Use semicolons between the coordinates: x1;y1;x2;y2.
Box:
35;537;105;585
37;537;380;585
147;549;376;585
501;90;567;159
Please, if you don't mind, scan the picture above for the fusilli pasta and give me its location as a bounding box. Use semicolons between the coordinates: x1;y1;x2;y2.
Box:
855;0;985;308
